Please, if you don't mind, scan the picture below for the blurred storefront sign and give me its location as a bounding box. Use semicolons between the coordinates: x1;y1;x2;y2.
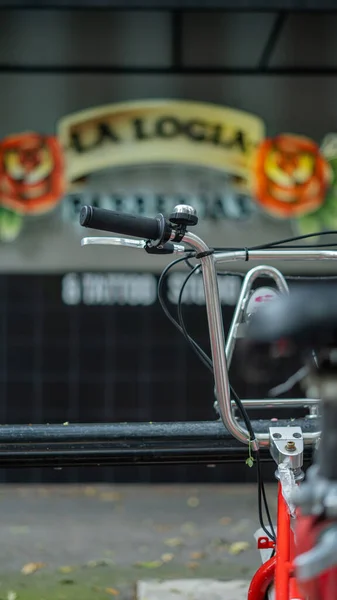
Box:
0;99;336;270
0;100;264;242
58;100;263;182
61;270;241;307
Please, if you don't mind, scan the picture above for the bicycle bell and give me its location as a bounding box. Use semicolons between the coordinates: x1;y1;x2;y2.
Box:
169;204;198;227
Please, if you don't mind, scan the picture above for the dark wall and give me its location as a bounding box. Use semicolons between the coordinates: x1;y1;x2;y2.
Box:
0;271;307;484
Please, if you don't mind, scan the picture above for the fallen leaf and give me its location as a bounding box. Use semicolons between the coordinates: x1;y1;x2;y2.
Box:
10;526;30;535
187;561;199;570
7;592;17;600
219;517;232;526
187;496;200;508
164;537;184;548
86;560;100;568
105;588;120;596
99;492;122;502
85;559;113;568
228;541;250;555
135;560;163;569
180;522;198;536
84;487;97;497
63;422;69;426
161;553;174;563
58;566;75;574
21;562;46;575
189;551;205;560
153;524;173;533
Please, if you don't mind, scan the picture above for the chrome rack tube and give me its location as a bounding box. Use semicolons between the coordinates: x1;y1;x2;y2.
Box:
226;265;289;368
214;249;337;264
235;398;319;408
184;233;324;448
184;232;260;448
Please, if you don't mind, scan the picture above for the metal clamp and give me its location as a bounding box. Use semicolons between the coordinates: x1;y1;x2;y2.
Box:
257;536;275;550
270;426;304;471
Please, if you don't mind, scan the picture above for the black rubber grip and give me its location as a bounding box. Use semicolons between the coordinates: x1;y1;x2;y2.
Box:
80;206;164;240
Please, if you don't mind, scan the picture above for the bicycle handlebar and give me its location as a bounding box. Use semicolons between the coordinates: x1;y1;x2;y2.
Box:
80;205;172;242
79;205;326;450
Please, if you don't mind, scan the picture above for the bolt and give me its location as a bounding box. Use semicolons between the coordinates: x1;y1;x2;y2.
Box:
293;432;301;439
285;441;296;452
273;433;282;439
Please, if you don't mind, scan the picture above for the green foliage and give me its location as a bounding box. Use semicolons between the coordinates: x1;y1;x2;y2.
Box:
0;207;23;242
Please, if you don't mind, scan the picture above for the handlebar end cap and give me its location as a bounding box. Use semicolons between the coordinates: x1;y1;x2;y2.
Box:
79;205;93;227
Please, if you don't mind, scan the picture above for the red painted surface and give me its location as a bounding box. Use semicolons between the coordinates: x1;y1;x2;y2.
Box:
295;512;337;599
248;556;276;600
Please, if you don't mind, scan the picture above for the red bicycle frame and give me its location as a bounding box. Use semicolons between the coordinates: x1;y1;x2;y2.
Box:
248;483;303;600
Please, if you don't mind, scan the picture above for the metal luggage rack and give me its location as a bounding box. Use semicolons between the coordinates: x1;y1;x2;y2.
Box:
0;201;332;470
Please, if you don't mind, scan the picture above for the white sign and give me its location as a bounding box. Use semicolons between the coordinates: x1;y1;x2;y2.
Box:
61;272;242;307
62;272;157;306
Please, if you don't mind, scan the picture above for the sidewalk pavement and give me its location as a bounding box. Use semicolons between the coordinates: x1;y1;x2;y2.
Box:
0;483;277;599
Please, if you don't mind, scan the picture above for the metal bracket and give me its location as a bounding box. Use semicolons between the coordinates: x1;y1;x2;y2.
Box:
257;536;275;550
269;426;304;470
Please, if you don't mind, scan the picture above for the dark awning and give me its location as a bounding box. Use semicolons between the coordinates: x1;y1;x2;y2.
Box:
2;0;337;11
